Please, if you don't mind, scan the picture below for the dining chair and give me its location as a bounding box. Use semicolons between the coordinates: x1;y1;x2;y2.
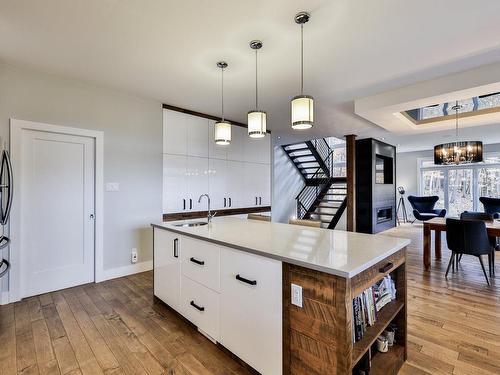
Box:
445;218;495;286
479;197;500;219
460;212;495;275
288;218;322;228
247;213;271;222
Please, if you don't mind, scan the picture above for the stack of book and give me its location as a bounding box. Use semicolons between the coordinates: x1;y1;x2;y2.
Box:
352;275;396;343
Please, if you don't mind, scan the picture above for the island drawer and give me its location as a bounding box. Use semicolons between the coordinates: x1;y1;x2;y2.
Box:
350;248;406;298
181;237;220;292
180;275;220;341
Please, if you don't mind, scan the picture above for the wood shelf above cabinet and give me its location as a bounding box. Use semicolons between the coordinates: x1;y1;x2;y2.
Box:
163;206;271;222
163;103;271;133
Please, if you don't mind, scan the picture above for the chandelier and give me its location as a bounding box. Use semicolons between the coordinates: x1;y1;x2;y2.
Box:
433;101;483;165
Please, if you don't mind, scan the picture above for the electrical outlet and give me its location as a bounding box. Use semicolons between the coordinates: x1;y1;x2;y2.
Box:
131;248;138;264
105;182;120;192
291;283;303;307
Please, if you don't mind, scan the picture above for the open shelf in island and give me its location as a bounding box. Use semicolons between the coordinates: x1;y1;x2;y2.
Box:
282;247;407;375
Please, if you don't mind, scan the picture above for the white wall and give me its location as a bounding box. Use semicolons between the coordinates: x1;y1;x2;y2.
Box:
396;143;500;219
0;63;162;294
272;146;303;223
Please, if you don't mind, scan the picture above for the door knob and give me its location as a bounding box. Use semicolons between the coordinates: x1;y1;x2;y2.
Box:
90;214;95;219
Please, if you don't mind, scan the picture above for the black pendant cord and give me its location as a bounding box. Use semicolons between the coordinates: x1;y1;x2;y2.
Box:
255;48;258;110
300;24;304;95
221;67;225;121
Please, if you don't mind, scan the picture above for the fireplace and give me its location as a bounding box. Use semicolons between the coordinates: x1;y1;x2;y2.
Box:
377;207;393;223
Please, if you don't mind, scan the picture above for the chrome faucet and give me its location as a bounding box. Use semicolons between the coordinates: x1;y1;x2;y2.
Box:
198;194;216;223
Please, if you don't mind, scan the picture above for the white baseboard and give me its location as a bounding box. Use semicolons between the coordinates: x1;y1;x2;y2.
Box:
97;260;153;283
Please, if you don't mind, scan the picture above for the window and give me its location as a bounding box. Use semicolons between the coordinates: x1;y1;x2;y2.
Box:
418;153;500;216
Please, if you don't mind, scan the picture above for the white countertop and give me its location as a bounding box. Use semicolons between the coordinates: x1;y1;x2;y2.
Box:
152;217;411;278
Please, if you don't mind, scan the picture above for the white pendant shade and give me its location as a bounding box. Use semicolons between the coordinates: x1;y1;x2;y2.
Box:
214;120;231;145
291;95;314;129
247;111;266;138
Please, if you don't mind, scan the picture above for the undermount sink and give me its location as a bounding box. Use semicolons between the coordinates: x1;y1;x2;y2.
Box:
172;221;208;227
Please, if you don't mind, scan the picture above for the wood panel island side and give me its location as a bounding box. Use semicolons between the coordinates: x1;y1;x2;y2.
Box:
151;217;410;375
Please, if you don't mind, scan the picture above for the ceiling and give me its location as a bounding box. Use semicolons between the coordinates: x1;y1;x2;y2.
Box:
3;0;500;146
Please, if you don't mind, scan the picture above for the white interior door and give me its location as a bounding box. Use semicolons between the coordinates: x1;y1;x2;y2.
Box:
20;129;95;298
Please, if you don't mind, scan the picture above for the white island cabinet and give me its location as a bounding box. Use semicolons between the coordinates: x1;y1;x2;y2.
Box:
153;217;411;375
152;226;282;375
153;228;181;312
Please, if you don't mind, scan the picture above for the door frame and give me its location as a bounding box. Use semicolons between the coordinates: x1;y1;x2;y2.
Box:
8;118;104;303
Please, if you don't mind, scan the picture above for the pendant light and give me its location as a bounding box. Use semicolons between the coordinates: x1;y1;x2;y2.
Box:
434;101;483;165
214;61;231;145
248;40;266;138
291;11;314;130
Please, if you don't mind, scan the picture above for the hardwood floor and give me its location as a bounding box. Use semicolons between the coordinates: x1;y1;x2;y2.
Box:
1;224;499;374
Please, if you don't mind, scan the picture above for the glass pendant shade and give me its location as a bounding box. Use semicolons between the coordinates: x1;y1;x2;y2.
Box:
247;110;266;138
214;120;231;145
434;141;483;165
291;95;314;129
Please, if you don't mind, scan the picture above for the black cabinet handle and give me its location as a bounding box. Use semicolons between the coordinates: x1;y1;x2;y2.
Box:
190;300;205;311
224;198;226;207
189;199;192;210
183;199;186;210
236;274;257;286
190;257;205;266
379;262;393;273
255;197;258;205
259;197;262;205
229;197;232;207
173;238;179;258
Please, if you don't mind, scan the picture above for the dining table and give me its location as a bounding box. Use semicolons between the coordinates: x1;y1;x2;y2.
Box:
423;217;500;270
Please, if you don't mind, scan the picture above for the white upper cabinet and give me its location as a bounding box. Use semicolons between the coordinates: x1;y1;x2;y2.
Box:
208;158;227;210
226;161;244;208
186;156;209;211
163;154;188;213
243;163;270;207
244;134;271;164
164;109;209;157
186;114;209;157
163;110;271;214
227;126;245;162
163;109;188;155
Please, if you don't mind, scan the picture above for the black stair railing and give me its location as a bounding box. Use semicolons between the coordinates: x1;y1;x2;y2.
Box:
294;140;334;218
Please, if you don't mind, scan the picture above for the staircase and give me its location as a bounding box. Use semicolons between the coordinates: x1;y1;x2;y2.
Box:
283;139;347;229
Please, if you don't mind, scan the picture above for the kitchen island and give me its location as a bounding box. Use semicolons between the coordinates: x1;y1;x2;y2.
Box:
151;217;410;375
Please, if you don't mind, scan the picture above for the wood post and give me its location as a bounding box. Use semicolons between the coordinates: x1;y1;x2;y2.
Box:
345;134;356;232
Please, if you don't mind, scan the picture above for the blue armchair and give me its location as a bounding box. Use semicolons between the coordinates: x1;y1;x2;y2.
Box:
408;195;446;221
479;197;500;219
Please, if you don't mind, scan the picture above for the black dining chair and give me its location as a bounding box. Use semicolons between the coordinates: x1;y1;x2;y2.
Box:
479;197;500;219
460;212;495;275
445;218;495;286
408;196;446;222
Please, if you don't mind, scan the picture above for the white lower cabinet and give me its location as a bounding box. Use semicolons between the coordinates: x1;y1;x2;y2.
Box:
180;275;220;341
220;247;282;375
153;228;181;312
153;230;282;375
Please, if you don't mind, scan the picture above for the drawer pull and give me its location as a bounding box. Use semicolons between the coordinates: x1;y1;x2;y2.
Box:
190;257;205;266
173;238;179;258
190;300;205;312
379;262;393;273
236;274;257;286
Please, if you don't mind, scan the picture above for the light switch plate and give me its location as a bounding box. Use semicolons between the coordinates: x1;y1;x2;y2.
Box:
105;182;120;192
291;283;303;307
